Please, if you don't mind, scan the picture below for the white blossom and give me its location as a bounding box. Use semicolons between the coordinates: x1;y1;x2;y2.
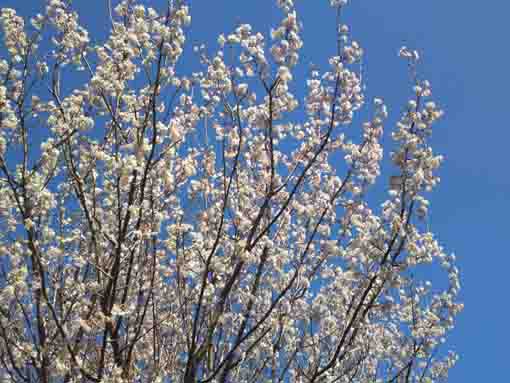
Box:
0;1;461;381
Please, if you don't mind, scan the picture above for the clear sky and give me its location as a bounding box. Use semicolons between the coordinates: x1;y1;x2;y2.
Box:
1;0;507;381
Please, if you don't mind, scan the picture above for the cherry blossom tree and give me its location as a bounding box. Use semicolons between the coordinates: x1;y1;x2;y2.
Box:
0;0;462;382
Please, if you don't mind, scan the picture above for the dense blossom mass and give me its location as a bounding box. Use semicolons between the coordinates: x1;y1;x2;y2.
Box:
0;0;462;382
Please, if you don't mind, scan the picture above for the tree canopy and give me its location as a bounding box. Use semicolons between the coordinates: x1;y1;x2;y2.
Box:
0;1;462;382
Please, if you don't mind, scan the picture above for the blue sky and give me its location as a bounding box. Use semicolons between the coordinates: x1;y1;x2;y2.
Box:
1;0;507;381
